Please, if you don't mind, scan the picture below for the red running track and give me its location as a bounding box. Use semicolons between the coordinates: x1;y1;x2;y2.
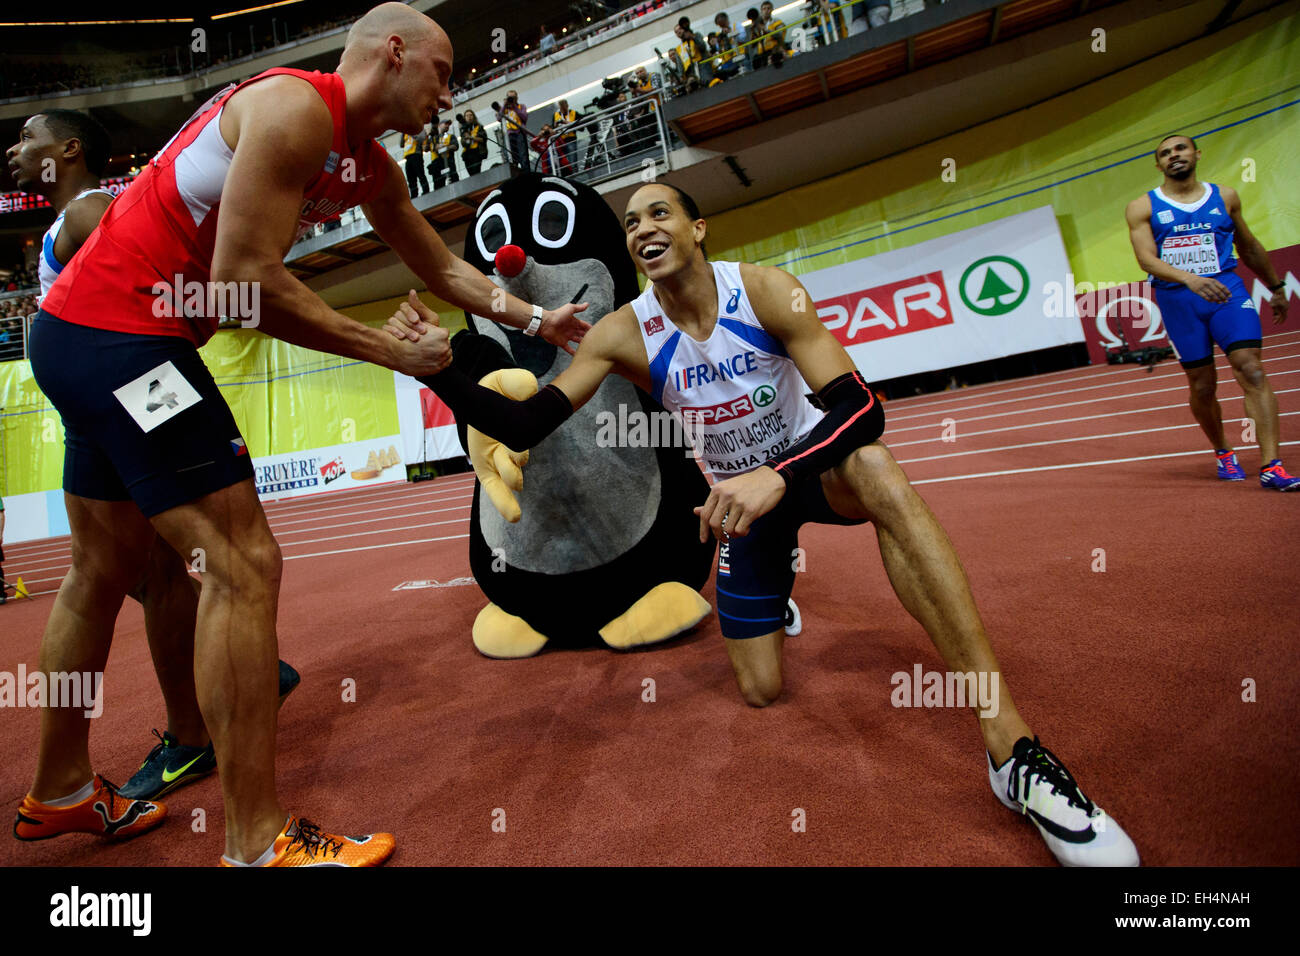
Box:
2;334;1298;866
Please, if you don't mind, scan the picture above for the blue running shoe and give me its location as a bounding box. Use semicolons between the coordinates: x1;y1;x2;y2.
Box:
1260;460;1300;491
1215;450;1245;481
119;729;215;800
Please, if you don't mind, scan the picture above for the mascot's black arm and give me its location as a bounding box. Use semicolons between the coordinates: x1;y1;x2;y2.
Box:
419;363;574;450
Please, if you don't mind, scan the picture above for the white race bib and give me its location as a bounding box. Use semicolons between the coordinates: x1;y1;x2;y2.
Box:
113;361;203;433
1159;233;1221;276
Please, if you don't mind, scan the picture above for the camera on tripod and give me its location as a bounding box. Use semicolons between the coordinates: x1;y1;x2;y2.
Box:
588;76;624;110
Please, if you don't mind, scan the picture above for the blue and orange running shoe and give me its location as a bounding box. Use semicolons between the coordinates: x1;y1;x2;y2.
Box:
1260;460;1300;491
1215;449;1245;481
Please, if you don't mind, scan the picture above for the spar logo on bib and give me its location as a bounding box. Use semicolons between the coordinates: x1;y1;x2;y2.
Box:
1160;234;1221;276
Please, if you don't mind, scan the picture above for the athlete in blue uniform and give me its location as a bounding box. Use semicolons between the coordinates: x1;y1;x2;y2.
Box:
1125;134;1296;490
391;182;1140;866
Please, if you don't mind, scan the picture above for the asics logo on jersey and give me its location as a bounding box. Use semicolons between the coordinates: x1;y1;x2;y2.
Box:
673;351;758;390
726;288;741;314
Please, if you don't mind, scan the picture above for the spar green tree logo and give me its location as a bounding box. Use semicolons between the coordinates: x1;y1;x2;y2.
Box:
752;384;776;407
960;256;1029;315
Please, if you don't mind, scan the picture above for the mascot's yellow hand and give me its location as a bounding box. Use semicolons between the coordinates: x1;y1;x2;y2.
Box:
467;369;538;523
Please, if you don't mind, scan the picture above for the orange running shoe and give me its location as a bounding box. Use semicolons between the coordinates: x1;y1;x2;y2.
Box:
13;775;167;841
219;816;395;867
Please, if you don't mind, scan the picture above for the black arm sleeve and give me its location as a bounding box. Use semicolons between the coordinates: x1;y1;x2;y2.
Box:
764;371;884;487
418;364;574;450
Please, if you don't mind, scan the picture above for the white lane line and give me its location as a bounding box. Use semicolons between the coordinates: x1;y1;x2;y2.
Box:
262;475;474;516
268;491;474;530
911;441;1300;484
279;515;470;549
2;538;74;559
897;412;1300;464
885;355;1300;422
884;370;1300;435
265;483;475;522
887;388;1300;447
272;501;473;538
282;533;470;561
887;332;1300;412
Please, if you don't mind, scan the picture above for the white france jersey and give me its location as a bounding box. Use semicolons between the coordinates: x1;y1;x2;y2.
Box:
38;187;115;301
631;260;823;478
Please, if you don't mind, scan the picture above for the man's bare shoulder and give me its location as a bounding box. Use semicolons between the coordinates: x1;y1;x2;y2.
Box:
1218;184;1241;210
586;303;639;355
1125;193;1152;224
220;74;332;155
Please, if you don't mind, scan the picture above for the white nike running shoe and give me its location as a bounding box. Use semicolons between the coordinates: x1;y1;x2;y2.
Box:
988;736;1139;867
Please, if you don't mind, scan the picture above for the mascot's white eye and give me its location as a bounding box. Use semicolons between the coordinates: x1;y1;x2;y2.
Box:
475;203;512;259
532;190;575;249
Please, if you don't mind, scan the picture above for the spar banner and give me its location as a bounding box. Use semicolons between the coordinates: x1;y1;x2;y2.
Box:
252;434;405;501
800;206;1081;381
1076;242;1300;365
393;371;467;465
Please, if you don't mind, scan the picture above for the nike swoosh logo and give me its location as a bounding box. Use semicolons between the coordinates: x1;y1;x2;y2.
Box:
162;753;207;783
1025;806;1097;844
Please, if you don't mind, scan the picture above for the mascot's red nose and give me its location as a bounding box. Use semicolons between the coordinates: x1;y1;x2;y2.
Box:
495;244;527;278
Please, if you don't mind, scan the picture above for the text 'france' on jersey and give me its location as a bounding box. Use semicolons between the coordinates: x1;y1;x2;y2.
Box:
631;260;823;478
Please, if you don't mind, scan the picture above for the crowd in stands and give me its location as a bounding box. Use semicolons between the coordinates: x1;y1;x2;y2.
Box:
0;13;357;102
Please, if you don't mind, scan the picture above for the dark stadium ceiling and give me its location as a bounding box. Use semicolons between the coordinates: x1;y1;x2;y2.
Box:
0;1;581;62
0;0;582;194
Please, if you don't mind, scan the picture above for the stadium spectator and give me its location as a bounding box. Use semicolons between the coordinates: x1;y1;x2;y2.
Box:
539;25;557;55
401;128;430;197
429;119;460;188
552;99;580;171
459;109;488;176
497;90;530;168
810;0;849;45
673;17;712;87
752;2;789;69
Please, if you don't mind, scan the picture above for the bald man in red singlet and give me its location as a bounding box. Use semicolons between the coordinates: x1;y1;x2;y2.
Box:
16;2;588;866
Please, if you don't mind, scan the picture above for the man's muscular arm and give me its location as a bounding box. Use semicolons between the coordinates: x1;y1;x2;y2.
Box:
694;264;884;542
1125;195;1230;303
1222;185;1288;324
361;160;590;353
210;76;448;377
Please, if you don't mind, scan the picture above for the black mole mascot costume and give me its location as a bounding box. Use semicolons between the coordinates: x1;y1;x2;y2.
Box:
449;172;715;657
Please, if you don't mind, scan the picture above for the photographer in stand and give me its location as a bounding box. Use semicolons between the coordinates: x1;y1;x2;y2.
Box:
458;109;488;176
493;90;530;168
551;99;580;173
428;118;459;189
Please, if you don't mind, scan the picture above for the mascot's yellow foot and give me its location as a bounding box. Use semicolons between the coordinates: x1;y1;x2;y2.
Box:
472;603;550;659
599;582;711;651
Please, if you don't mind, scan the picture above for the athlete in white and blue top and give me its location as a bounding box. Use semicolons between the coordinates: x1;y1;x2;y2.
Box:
38;186;114;299
630;259;823;478
1125;133;1296;490
410;181;1141;866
